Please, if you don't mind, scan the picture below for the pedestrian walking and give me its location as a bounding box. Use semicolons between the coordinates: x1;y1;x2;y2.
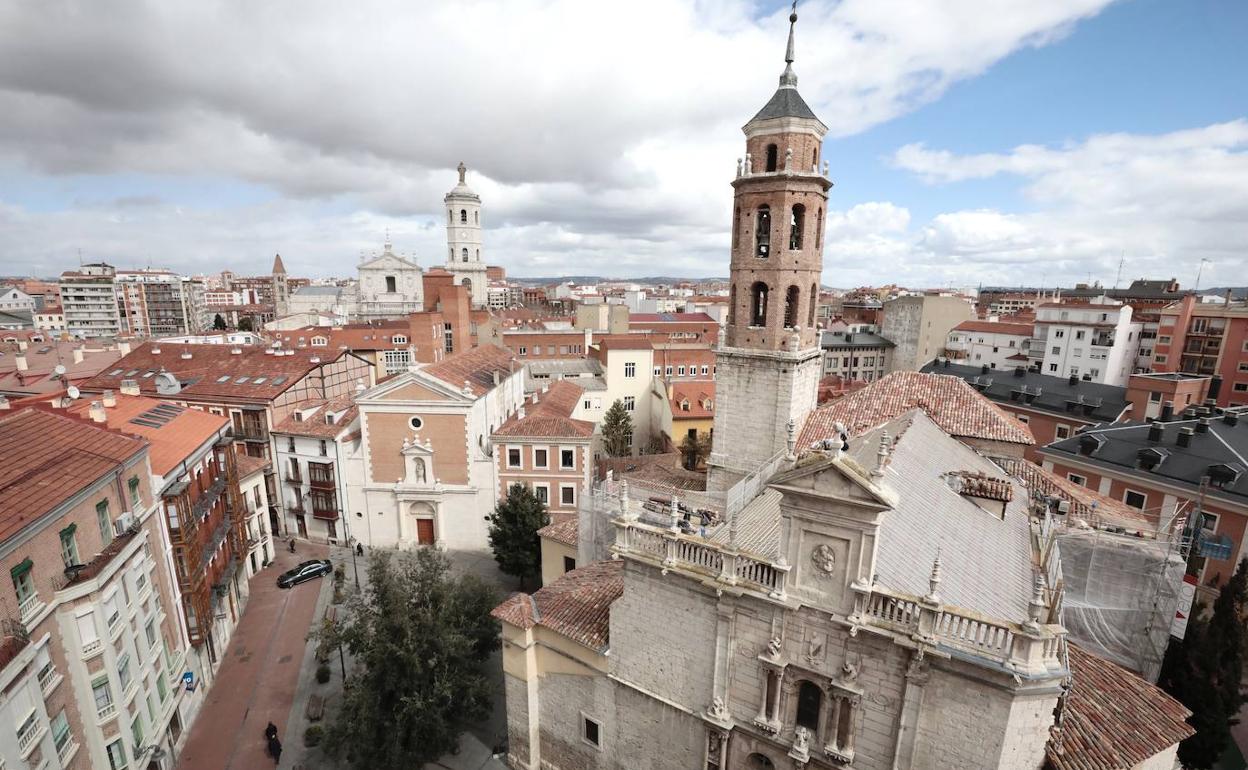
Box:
356;542;364;557
265;722;278;742
268;735;282;764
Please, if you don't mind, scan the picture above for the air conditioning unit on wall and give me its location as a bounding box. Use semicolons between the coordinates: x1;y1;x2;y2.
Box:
113;511;137;535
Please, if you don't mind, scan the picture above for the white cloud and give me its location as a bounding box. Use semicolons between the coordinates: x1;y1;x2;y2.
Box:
0;0;1117;279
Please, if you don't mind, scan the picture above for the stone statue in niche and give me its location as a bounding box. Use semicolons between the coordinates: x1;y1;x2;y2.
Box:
413;459;426;484
810;543;836;575
793;726;810;753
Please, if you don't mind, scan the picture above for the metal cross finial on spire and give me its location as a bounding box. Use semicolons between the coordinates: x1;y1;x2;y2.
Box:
779;1;799;88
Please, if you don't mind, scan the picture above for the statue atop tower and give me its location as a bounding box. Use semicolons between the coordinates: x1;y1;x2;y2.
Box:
444;162;488;309
707;3;833;490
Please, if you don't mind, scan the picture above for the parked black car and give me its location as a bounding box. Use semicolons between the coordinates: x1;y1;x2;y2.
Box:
276;559;333;589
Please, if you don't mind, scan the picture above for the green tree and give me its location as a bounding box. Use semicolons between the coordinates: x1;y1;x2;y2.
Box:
601;399;633;457
212;313;227;330
238;317;254;331
317;548;499;770
1158;558;1248;769
485;483;548;589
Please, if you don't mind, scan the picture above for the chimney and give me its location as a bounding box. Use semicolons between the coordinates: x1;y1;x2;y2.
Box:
1224;412;1240;427
102;389;117;408
492;370;501;386
15;354;27;371
118;341;131;356
180;351;193;360
119;379;140;396
230;347;242;355
0;395;9;410
1068;374;1078;386
151;345;161;354
1148;421;1165;443
1160;401;1174;421
1176;427;1194;448
17;340;27;351
88;401;107;423
73;347;85;364
1209;375;1223;400
1196;417;1211;434
980;364;989;374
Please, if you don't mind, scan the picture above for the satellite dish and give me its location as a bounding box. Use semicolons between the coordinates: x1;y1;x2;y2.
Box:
66;385;81;399
53;364;67;377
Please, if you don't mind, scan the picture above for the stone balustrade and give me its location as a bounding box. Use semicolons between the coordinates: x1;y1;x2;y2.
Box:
612;517;1066;675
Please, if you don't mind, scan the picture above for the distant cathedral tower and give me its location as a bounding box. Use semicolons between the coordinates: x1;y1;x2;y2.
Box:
444;162;488;308
707;5;831;490
271;253;289;317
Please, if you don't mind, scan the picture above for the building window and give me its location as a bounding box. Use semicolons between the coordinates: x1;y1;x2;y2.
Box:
444;322;454;354
130;715;144;760
507;448;521;468
106;738;127;770
1016;414;1030;424
518;346;527;356
583;399;592;410
783;285;800;328
750;281;769;325
533;484;549;505
789;205;805;250
560;448;575;469
623;396;635;412
118;652;132;692
701;365;709;375
409;416;424;430
677;365;686;376
1067;473;1087;487
665;366;674;376
1234;383;1248;393
60;524;80;567
582;714;602;749
560;485;576;506
563;556;576;573
1154;355;1167;364
1123;489;1148;509
383;349;411;374
1149;391;1163;403
93;675;114;714
128;476;141;507
385;275;397;293
287;436;296;451
795;680;823;732
97;499;113;544
624;362;636;378
654;366;662;376
1055;425;1071;440
534;448;549;469
765;144;778;172
460;208;468;223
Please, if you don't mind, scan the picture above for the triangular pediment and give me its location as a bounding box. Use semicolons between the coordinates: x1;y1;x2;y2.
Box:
361;372;469;403
360;252;421;271
769;452;895;511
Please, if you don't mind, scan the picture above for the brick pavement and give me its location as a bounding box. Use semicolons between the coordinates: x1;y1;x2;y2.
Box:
175;542;330;770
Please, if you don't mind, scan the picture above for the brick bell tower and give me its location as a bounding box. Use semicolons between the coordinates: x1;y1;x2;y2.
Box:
707;3;832;491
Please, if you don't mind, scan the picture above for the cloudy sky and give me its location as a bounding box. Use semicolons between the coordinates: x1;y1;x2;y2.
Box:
1;0;1245;289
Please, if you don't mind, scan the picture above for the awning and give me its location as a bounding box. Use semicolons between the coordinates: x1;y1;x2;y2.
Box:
10;557;33;580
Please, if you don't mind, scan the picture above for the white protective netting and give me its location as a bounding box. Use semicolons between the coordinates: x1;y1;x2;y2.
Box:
1056;527;1186;683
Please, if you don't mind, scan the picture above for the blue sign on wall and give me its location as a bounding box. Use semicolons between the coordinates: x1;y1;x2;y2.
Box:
183;671;195;691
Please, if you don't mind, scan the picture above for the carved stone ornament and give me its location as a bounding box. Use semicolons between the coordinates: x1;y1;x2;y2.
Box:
810;544;836;575
708;697;730;722
793;726;810;752
767;637;783;658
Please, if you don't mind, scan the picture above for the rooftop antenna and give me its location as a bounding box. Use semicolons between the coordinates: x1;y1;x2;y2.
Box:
1114;252;1124;289
1193;258;1212;292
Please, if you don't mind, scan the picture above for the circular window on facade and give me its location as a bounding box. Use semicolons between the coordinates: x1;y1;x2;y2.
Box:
409;416;423;430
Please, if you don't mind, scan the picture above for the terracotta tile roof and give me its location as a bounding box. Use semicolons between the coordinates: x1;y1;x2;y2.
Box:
538;517;578;547
79;342;350;403
953;320;1034;336
234;453;272;479
272;395;359;438
947;470;1014;502
422;343;515;397
598;453;708;493
1000;458;1153;527
593;335;653;351
670;380;715;419
0;407;146;542
490;560;622;651
1047;645;1193;770
799;371;1034;450
628;312;717;323
271;321;410;351
0;340;123;397
64;395;229;476
494;380;593;439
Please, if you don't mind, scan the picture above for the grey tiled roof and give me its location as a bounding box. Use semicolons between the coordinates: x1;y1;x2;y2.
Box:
750;87;819;122
923;360;1130;423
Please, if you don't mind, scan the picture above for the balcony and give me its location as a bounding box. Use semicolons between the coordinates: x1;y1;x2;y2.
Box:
284;468;303;485
235;419;269;442
81;638;103;658
18;593;44;624
17;714;46;756
64;528;139;588
96;702;117;724
0;618;31;670
311;497;339;521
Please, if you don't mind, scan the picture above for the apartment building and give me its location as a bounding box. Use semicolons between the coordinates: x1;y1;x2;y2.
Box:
492;380;595;521
1030;299;1142;386
34;305;65;332
59;263;126;339
350;344;524;549
587;336;666;454
272;396;360;545
819;329;892;382
234;455;274;579
115;271;207;337
0;286;36;312
0;407;189;770
1152;293;1248;406
944;319;1032;370
59;393;251;688
879;294;975;372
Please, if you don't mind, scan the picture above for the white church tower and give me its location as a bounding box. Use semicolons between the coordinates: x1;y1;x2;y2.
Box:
444;162;488;308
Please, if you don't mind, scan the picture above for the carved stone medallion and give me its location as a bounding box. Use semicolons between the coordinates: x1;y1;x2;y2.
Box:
810;544;837;575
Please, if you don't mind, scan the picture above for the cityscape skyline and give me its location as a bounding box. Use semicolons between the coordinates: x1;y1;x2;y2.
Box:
0;1;1245;289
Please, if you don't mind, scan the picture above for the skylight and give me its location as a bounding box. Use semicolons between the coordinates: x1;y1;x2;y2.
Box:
217;375;230;383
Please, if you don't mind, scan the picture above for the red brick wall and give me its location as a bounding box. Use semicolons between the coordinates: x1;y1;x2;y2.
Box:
495;439;590;514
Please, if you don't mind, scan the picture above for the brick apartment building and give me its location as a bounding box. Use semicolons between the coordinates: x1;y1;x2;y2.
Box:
1;406;189;770
1152;293;1248;406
